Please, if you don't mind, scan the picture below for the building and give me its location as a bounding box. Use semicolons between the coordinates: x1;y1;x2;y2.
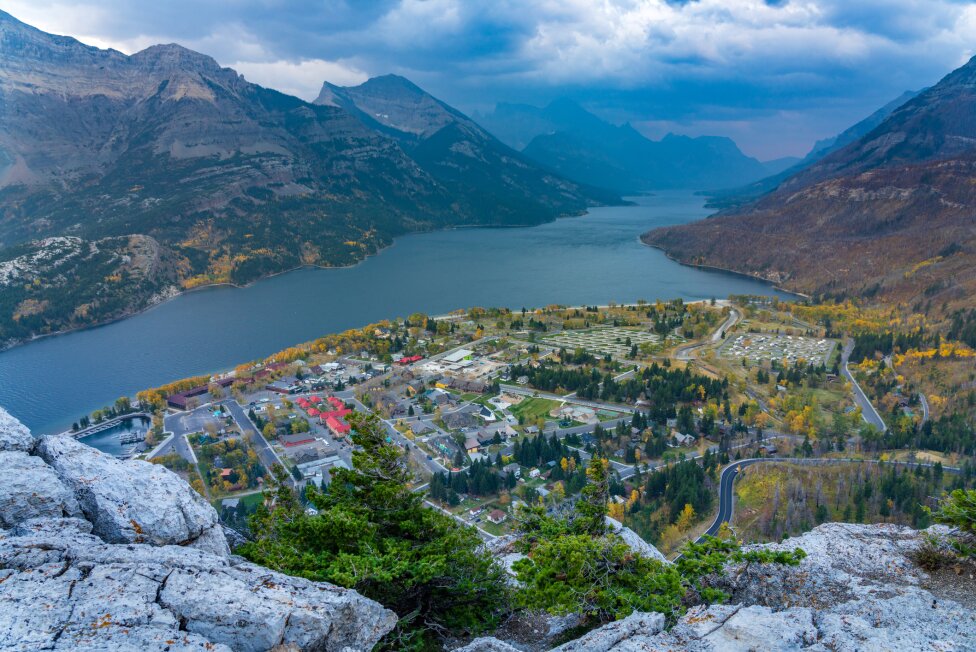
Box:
443;349;474;364
464;436;481;454
281;434;316;448
326;415;351;437
488;509;507;524
502;463;520;478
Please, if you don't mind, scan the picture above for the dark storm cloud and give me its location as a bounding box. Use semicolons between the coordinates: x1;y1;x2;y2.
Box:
6;0;976;158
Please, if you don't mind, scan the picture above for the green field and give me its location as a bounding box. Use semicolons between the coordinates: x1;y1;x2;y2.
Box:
510;397;560;421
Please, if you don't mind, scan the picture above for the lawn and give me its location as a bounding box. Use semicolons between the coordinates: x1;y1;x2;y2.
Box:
510;397;560;422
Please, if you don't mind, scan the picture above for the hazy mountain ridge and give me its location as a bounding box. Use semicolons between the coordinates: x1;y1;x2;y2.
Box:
0;11;610;344
705;90;921;209
643;57;976;314
477;99;789;193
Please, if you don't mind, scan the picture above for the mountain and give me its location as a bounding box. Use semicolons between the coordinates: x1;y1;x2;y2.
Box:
0;11;612;345
314;77;619;220
706;90;922;209
643;57;976;314
478;99;789;193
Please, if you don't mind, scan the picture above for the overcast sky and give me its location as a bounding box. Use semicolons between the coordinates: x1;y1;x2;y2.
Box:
6;0;976;159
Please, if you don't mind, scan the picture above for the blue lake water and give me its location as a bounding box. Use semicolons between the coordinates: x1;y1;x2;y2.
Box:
78;416;151;457
0;192;791;434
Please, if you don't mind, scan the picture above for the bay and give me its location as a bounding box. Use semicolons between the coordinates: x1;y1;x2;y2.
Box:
0;192;791;434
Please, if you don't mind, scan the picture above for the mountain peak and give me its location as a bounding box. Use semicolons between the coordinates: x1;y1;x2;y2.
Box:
131;43;223;74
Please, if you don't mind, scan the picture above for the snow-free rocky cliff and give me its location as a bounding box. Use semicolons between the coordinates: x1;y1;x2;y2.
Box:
0;407;396;651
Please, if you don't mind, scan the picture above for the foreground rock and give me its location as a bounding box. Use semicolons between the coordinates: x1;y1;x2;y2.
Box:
459;523;976;651
0;407;397;651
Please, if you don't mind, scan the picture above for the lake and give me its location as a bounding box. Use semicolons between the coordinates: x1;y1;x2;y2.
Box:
0;191;791;434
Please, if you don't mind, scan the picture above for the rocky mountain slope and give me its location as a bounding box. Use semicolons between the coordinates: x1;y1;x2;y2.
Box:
477;99;791;193
0;407;395;650
707;89;921;209
0;10;609;345
643;56;976;314
316;77;618;221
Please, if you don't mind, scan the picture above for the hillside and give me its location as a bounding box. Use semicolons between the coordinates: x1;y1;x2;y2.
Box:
0;11;610;345
643;56;976;315
478;99;791;193
706;89;921;209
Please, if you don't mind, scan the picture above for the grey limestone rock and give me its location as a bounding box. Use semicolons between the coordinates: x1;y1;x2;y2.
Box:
0;409;397;651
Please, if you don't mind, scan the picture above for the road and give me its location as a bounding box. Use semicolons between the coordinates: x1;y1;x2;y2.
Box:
699;456;962;541
918;392;930;425
162;400;294;487
499;383;634;414
338;392;449;477
674;306;740;362
841;340;887;432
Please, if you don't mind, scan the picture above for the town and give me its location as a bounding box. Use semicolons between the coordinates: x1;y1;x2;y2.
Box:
60;294;964;557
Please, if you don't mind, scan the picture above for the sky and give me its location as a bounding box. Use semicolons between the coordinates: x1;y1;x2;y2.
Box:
5;0;976;159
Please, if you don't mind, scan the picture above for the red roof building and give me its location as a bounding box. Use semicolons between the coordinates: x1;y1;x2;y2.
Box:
327;397;344;409
307;408;320;417
326;416;351;436
308;395;322;403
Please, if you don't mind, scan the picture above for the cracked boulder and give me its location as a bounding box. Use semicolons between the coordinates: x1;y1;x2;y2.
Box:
35;434;229;554
0;407;397;651
0;521;397;651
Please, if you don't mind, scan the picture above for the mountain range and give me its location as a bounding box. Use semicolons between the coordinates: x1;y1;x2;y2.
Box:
0;11;614;345
643;56;976;316
476;99;797;193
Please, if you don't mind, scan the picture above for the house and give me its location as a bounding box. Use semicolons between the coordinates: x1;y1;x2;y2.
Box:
266;378;301;394
219;468;234;480
758;444;778;456
478;405;497;422
411;421;435;437
443;405;481;430
281;434;316;448
488;509;507;524
464;436;481;454
327;396;344;410
502;463;521;478
528;468;541;479
671;431;696;447
326;416;351;437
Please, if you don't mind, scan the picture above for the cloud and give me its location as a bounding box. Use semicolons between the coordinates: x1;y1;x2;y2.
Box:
232;58;369;101
4;0;976;157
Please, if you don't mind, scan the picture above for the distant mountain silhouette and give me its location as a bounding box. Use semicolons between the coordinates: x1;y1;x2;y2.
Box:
477;99;793;193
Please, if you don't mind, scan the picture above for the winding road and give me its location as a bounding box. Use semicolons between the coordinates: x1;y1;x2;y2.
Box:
698;457;961;542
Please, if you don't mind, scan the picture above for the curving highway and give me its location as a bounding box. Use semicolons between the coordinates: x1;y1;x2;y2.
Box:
699;457;961;542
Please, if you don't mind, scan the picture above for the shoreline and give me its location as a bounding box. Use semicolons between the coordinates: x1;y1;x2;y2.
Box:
1;211;598;354
638;238;810;300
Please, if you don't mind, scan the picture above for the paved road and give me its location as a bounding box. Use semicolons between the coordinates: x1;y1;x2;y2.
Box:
674;305;740;362
841;340;887;432
338;392;449;477
919;392;930;425
499;384;634;414
221;400;294;487
699;456;962;541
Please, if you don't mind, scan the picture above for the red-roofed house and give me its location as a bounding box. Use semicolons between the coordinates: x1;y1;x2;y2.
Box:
308;395;322;403
326;416;351;436
327;396;344;409
307;408;320;418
